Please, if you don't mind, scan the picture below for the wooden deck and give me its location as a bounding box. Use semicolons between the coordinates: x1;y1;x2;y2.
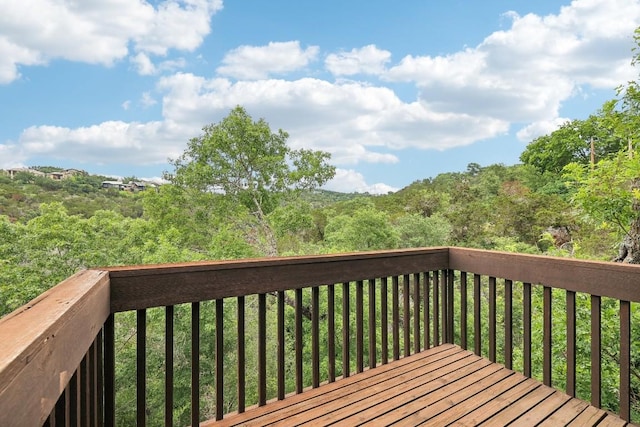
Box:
204;344;629;427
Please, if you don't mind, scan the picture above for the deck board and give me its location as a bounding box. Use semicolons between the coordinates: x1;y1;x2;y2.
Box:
203;344;630;427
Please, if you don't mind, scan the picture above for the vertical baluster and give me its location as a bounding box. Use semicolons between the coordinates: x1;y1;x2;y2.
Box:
447;270;455;344
424;272;430;350
237;297;246;411
440;270;447;345
403;274;411;357
259;293;268;402
165;306;174;427
620;300;631;421
473;274;481;356
342;282;350;378
381;277;389;364
434;271;440;347
460;272;467;350
70;371;79;426
591;294;601;408
504;279;513;370
566;291;576;397
489;277;496;363
90;339;97;426
413;273;421;354
368;279;377;369
392;276;400;360
137;309;146;427
312;286;320;387
328;284;336;382
523;282;532;377
81;355;88;426
97;329;103;427
54;382;68;426
356;280;364;373
277;292;285;398
215;299;224;420
295;288;303;393
104;315;115;427
191;303;200;427
543;286;552;387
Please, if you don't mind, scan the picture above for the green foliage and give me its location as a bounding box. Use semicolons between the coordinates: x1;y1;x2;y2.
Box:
394;213;452;248
324;200;399;251
564;153;640;234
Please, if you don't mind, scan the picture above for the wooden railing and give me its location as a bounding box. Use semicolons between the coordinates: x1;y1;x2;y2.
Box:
1;247;640;426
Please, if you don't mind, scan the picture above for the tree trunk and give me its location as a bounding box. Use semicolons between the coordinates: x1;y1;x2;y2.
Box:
615;178;640;263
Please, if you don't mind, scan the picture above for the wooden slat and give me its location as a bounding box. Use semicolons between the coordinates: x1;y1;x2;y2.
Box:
447;269;455;344
342;283;350;378
215;299;224;420
473;274;481;356
108;249;449;312
312;286;320;387
423;272;430;350
403;274;411;357
237;297;246;410
259;293;267;402
205;344;461;427
620;300;631;421
543;286;552;387
356;280;364;373
523;282;532;377
191;302;200;426
504;279;513;369
392;276;400;360
276;292;284;399
327;284;336;381
489;276;496;362
165;306;174;426
566;290;576;397
368;279;376;369
413;273;421;354
202;344;627;427
460;271;467;350
449;247;640;302
295;289;303;393
434;271;440;347
136;309;146;427
591;294;601;408
380;277;388;364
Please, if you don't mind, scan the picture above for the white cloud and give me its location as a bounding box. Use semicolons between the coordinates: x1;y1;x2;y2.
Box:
131;52;156;75
141;92;157;108
122;100;131;110
516;118;570;142
325;169;398;194
16;121;188;166
0;0;222;83
385;0;640;124
325;45;391;76
216;41;319;80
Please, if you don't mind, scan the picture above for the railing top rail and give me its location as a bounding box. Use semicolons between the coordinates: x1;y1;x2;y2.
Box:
104;247;450;312
450;247;640;302
0;269;110;427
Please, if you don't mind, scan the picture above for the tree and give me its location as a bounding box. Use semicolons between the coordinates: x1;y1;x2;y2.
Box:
167;106;335;256
324;200;399;251
520;114;625;175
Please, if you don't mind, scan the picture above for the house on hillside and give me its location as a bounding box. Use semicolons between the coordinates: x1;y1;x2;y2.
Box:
49;169;84;180
5;168;46;179
102;180;125;190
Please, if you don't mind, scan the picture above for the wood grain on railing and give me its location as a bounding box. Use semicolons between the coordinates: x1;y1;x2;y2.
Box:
0;270;109;427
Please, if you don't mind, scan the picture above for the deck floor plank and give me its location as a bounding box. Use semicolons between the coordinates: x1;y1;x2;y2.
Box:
203;344;630;427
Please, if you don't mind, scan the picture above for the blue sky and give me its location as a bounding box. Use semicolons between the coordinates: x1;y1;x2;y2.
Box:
1;0;639;193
